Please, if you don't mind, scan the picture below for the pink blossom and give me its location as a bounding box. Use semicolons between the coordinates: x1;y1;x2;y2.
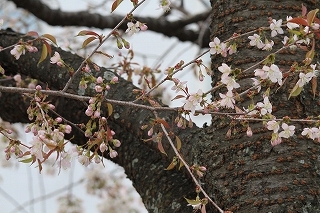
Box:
100;143;107;152
113;139;121;147
219;91;235;109
93;110;100;118
140;24;148;31
78;155;90;166
246;126;253;137
267;120;280;133
55;117;62;123
10;45;25;60
171;78;187;93
221;75;240;91
218;63;231;77
209;37;222;55
112;76;118;83
271;134;282;146
50;52;62;64
278;123;295;138
126;22;140;36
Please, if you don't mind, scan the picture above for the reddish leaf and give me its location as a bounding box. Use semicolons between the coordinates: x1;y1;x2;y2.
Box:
156;119;170;129
95;51;113;58
82;36;97;48
77;30;99;37
302;3;307;17
42;34;57;45
25;31;39;37
157;138;167;155
111;0;123;13
171;94;185;101
288;17;308;26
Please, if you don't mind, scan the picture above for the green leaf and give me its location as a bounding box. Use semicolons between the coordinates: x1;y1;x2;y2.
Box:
38;43;48;66
165;158;177;170
20;157;33;163
111;0;123;13
175;136;182;151
289;84;303;99
107;103;113;116
184;197;201;205
82;36;97;48
307;9;319;26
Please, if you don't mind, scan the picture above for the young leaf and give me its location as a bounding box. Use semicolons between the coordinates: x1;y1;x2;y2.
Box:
82;36;97;48
95;51;113;58
38;43;48;66
157;136;167;155
175;136;182;151
157;119;170;129
165;158;177;170
288;17;308;26
77;30;99;37
25;31;39;37
307;9;319;26
107;103;113;116
111;0;123;13
184;197;201;206
178;158;185;170
42;34;57;45
288;84;303;99
171;94;185;101
19;157;34;163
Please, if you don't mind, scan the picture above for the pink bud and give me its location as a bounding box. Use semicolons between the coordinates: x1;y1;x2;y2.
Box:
140;24;148;31
113;139;121;147
112;76;118;83
65;125;72;134
111;130;115;135
148;127;153;136
93;111;100;118
55;117;62;123
105;85;110;90
246;126;253;137
85;108;93;117
25;125;31;133
96;76;103;84
57;61;64;67
199;166;207;172
95;85;103;93
109;150;118;158
36;85;42;90
28;83;36;89
99;143;107;152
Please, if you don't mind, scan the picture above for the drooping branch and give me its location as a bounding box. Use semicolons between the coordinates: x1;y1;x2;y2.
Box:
0;29;205;212
8;0;211;48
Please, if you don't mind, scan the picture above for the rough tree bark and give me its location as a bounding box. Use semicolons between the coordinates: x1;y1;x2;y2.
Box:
0;0;320;213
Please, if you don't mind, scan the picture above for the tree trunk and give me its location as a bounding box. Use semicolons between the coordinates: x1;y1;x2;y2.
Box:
0;0;320;212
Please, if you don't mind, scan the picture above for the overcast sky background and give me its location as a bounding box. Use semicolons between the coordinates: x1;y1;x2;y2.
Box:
0;1;212;212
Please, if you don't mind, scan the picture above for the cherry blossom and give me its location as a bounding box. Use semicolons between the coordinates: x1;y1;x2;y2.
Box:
271;134;282;146
248;34;265;49
254;64;282;85
266;120;280;133
278;123;295;138
218;63;231;77
30;136;44;160
59;146;78;169
125;22;140;36
302;127;320;140
183;89;203;114
270;19;284;37
219;90;235;109
50;51;64;67
78;155;90;166
296;71;315;87
262;39;274;50
109;150;118;158
171;78;187;93
10;45;25;60
286;16;299;29
221;75;240;91
159;0;171;12
209;37;223;55
257;97;272;115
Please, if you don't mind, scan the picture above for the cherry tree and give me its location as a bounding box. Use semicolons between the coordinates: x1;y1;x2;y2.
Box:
1;0;320;213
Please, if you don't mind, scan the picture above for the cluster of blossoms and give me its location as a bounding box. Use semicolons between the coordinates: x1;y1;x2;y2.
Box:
266;121;295;146
125;21;148;36
158;0;171;12
10;44;38;60
209;37;236;57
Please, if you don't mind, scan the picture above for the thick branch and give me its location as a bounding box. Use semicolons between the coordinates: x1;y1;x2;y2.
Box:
8;0;211;48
